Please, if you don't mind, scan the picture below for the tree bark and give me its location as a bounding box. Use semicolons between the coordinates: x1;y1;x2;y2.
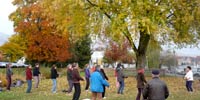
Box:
135;31;150;69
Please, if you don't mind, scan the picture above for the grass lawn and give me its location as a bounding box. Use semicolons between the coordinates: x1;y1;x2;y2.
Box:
0;68;200;100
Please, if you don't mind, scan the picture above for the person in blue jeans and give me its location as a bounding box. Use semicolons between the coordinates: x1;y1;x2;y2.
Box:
116;65;127;94
51;64;59;93
26;65;32;93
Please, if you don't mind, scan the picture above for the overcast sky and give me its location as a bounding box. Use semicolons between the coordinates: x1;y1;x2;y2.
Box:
0;0;16;35
0;1;200;57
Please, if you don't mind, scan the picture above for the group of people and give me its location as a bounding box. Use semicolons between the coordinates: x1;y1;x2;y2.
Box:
135;65;194;100
66;63;109;100
4;62;195;100
5;63;40;93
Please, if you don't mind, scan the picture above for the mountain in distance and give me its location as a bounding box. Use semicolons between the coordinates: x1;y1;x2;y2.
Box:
0;32;11;46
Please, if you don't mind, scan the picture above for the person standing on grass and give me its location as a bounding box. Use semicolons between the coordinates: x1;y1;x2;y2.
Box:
143;69;169;100
90;65;110;100
66;64;73;94
6;63;13;91
116;64;127;94
51;64;59;93
84;64;91;91
26;65;32;93
33;63;41;88
114;64;120;88
100;65;109;99
72;63;84;100
136;68;147;100
184;66;194;92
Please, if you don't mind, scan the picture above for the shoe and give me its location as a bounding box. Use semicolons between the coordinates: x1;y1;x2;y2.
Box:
103;97;107;99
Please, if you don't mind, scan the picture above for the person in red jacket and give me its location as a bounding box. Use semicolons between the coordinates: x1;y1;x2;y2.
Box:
26;65;32;93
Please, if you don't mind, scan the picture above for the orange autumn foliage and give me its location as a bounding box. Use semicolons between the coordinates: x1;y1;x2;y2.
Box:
11;1;71;62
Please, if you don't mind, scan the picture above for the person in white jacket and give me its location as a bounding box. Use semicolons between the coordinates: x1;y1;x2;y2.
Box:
184;66;193;92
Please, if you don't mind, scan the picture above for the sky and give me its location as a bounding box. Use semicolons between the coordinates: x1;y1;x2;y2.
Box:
0;1;200;57
0;0;16;35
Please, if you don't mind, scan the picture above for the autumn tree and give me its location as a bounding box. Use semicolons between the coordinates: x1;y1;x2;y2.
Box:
104;40;135;64
9;0;71;63
0;52;2;60
42;0;200;69
0;34;25;62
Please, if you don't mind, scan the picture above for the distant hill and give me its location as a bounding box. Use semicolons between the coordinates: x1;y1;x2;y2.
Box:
0;32;10;46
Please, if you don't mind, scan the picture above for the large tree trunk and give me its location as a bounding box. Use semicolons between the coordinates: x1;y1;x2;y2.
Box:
136;53;147;69
123;28;150;69
135;31;150;69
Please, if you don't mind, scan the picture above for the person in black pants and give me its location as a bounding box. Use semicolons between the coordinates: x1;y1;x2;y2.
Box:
84;64;90;91
72;63;84;100
100;65;109;98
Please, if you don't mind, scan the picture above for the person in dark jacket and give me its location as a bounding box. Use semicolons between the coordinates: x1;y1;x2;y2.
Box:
66;64;73;94
6;63;13;91
72;63;84;100
143;69;169;100
26;65;32;93
136;68;147;100
33;63;41;88
84;64;90;91
90;65;110;100
51;64;59;93
100;65;109;99
117;65;127;94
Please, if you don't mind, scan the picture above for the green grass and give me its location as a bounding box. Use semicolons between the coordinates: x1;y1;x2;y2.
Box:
0;68;200;100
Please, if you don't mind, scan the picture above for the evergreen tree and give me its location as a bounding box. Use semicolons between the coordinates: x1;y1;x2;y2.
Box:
71;35;92;68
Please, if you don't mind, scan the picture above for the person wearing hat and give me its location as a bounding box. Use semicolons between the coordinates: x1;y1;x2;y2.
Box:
143;69;169;100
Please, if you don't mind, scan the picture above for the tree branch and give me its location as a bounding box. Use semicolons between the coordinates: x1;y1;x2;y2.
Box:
123;28;138;56
86;0;111;19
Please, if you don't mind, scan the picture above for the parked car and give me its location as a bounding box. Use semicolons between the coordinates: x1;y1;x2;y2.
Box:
193;68;200;77
11;63;28;68
175;67;185;75
0;62;9;68
0;62;28;68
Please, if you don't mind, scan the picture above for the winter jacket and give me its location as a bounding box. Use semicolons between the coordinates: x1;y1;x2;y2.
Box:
33;67;40;76
72;69;84;83
143;77;169;100
84;68;90;79
26;68;32;80
117;68;127;82
90;71;109;93
67;69;73;80
51;68;59;79
136;73;147;88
